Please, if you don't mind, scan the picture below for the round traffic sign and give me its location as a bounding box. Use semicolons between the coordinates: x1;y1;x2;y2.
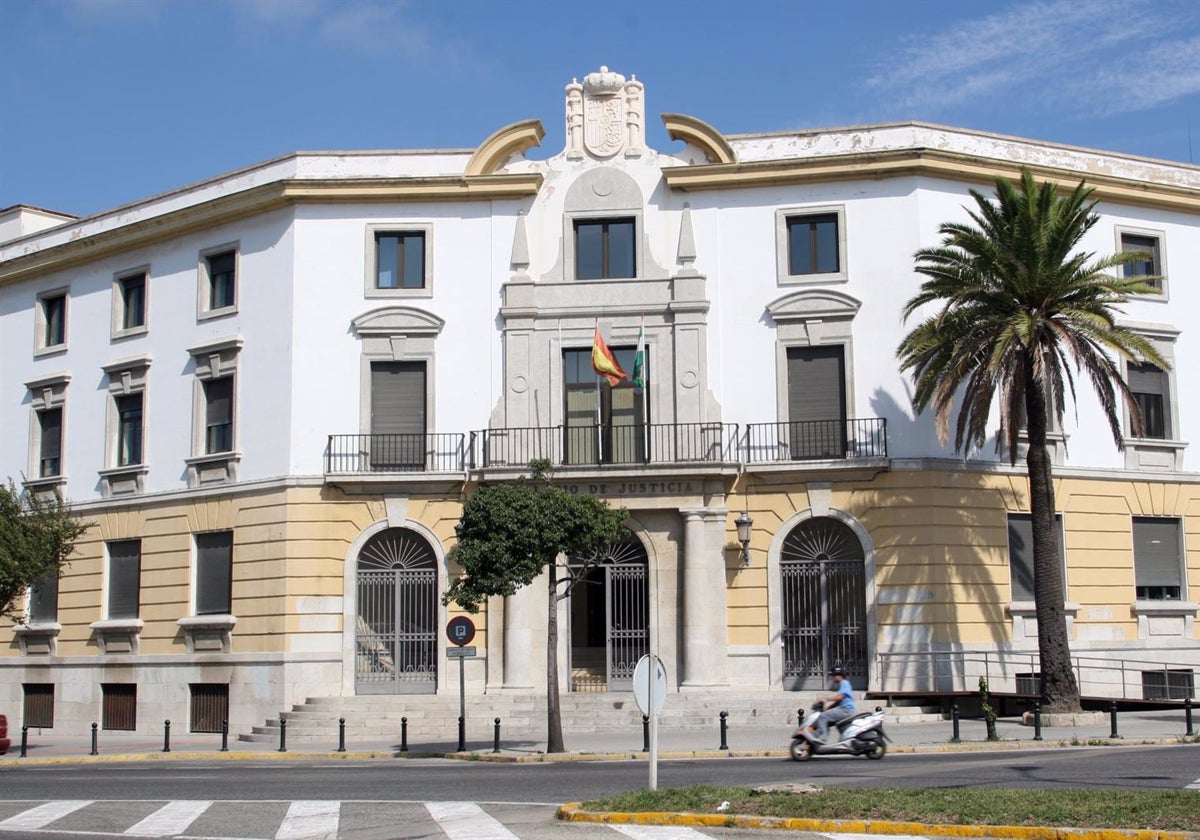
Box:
446;616;476;647
632;654;667;716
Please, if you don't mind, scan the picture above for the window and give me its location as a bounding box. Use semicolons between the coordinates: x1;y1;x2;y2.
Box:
369;361;427;469
788;214;840;275
204;377;234;454
37;408;63;478
1006;513;1065;602
36;289;68;352
195;530;233;615
375;232;426;289
23;684;55;728
189;683;229;733
575;218;635;280
106;539;141;620
785;345;846;459
1128;362;1169;440
28;573;59;623
563;346;644;464
1142;669;1194;700
114;271;147;335
101;683;136;731
1133;517;1183;601
115;393;143;466
1118;229;1165;294
199;245;238;317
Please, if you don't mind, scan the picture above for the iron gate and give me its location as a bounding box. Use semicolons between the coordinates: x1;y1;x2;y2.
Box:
355;529;438;694
606;560;648;689
780;517;868;690
570;537;649;691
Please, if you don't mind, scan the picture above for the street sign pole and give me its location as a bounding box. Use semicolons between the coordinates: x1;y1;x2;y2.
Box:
632;653;666;792
446;617;477;754
649;671;658;791
458;654;466;751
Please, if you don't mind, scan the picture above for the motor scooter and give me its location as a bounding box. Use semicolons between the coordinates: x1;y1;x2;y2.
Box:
790;701;888;760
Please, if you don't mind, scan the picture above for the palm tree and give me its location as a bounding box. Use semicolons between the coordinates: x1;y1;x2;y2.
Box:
897;167;1167;712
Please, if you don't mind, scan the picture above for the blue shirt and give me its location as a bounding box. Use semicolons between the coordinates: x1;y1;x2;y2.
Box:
832;677;855;710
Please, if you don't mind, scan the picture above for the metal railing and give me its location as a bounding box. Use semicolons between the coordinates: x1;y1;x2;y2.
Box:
474;422;740;468
325;433;467;474
876;650;1197;701
743;418;888;463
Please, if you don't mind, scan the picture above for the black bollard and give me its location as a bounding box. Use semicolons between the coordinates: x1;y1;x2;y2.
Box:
338;717;346;753
718;710;729;751
1185;698;1195;737
457;716;465;753
90;722;98;756
951;704;960;743
493;718;501;754
163;720;171;753
1109;700;1121;739
20;725;28;758
400;716;408;753
642;714;649;752
278;717;288;753
1033;702;1043;741
220;719;229;752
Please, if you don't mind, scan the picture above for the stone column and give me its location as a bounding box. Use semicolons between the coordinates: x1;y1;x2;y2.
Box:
502;580;538;691
680;508;729;687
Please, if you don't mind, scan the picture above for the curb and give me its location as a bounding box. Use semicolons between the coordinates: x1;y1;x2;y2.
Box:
557;803;1196;840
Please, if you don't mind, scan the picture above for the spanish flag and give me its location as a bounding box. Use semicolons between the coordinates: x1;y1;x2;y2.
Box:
591;326;627;386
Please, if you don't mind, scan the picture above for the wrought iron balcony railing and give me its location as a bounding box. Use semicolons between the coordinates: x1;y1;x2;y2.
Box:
474;422;741;468
326;433;468;474
743;418;888;463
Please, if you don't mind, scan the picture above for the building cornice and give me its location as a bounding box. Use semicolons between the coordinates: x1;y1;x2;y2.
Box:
661;147;1200;213
0;173;544;285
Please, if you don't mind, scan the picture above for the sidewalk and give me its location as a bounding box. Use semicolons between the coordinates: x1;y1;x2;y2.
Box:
2;709;1195;764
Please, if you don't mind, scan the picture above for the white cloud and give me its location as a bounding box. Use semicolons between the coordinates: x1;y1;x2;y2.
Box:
866;0;1200;118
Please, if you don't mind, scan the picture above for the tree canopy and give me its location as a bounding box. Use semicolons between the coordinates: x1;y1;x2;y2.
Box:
0;481;91;622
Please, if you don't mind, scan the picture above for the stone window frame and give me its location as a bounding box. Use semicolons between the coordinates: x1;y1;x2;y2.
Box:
572;216;637;280
178;529;237;653
185;335;243;487
1004;512;1079;640
34;286;70;357
24;371;71;493
352;306;444;439
1115;225;1168;301
197;242;239;321
111;266;150;339
1119;322;1184;471
1130;515;1198;639
364;223;434;299
99;354;152;497
775;205;848;287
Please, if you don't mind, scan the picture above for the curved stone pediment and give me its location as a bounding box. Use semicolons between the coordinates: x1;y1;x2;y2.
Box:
352;306;445;337
662;113;736;165
766;289;862;322
465;119;545;176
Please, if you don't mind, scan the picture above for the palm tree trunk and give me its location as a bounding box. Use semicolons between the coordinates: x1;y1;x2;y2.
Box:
1025;367;1082;713
546;557;565;753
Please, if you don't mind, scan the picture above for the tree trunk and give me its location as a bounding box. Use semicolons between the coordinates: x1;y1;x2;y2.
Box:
545;558;565;753
1024;364;1082;713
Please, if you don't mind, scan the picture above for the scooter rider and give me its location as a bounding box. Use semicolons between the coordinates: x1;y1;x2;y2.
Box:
814;666;856;742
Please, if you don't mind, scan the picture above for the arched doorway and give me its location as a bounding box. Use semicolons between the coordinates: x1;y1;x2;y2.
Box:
569;536;649;692
354;527;438;694
780;516;868;690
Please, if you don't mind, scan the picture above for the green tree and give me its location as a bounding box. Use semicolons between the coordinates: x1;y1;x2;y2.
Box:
897;168;1165;712
444;460;629;752
0;481;91;622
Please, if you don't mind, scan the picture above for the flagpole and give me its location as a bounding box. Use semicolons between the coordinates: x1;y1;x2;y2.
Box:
595;319;603;463
639;317;647;460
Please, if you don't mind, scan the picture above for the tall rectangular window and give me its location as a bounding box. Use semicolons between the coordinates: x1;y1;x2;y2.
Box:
41;293;67;348
1133;517;1182;601
375;232;426;289
106;539;141;620
1006;513;1066;602
575;219;635;280
1121;232;1161;289
369;361;427;469
562;346;643;465
119;273;147;330
206;250;236;311
28;573;59;623
115;393;144;466
787;213;840;275
1128;362;1169;440
23;684;55;728
196;530;233;615
101;683;136;731
204;377;233;454
38;407;63;477
785;345;847;459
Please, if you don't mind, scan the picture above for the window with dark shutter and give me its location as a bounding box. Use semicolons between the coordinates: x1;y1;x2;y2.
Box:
1006;513;1065;602
116;393;144;466
120;273;146;329
204;377;233;453
1133;517;1182;600
370;361;426;469
196;531;233;615
107;539;141;620
1128;363;1168;439
786;345;846;459
28;573;59;623
38;408;62;477
206;251;236;310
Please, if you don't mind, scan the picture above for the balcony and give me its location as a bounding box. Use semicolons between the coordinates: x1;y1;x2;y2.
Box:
326;433;469;474
743;418;888;462
475;422;740;468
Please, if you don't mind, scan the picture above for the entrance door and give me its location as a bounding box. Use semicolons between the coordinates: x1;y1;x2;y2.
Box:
570;537;649;691
780;517;868;690
355;528;437;694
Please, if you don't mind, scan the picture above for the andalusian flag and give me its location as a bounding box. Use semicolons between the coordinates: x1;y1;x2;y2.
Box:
591;326;627;386
632;322;646;389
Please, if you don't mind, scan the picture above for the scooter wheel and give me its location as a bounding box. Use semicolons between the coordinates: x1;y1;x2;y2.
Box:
866;740;887;760
790;740;813;761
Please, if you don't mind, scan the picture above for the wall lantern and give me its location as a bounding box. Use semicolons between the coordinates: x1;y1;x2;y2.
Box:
735;511;753;567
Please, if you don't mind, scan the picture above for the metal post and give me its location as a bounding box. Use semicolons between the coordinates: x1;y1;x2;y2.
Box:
457;655;466;752
1185;698;1195;737
338;717;346;753
278;717;288;753
718;710;729;751
90;722;98;755
493;718;501;754
20;725;28;758
400;716;408;753
1033;702;1043;741
457;716;465;752
642;714;649;753
220;719;229;752
163;720;171;753
951;704;960;743
1109;700;1121;739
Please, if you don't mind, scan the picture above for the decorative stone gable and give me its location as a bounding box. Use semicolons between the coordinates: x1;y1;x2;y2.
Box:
565;66;645;160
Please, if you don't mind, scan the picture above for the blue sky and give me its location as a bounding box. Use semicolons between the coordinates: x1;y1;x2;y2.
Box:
4;0;1200;218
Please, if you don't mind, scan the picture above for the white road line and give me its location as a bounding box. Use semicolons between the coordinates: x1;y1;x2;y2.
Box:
823;834;931;840
275;800;340;840
1186;777;1200;790
610;825;717;839
124;800;213;836
425;801;521;840
0;801;93;830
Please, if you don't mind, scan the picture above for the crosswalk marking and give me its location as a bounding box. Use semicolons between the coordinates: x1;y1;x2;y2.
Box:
611;825;717;838
425;801;521;840
124;800;213;836
275;800;340;840
1186;777;1200;790
0;800;93;830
